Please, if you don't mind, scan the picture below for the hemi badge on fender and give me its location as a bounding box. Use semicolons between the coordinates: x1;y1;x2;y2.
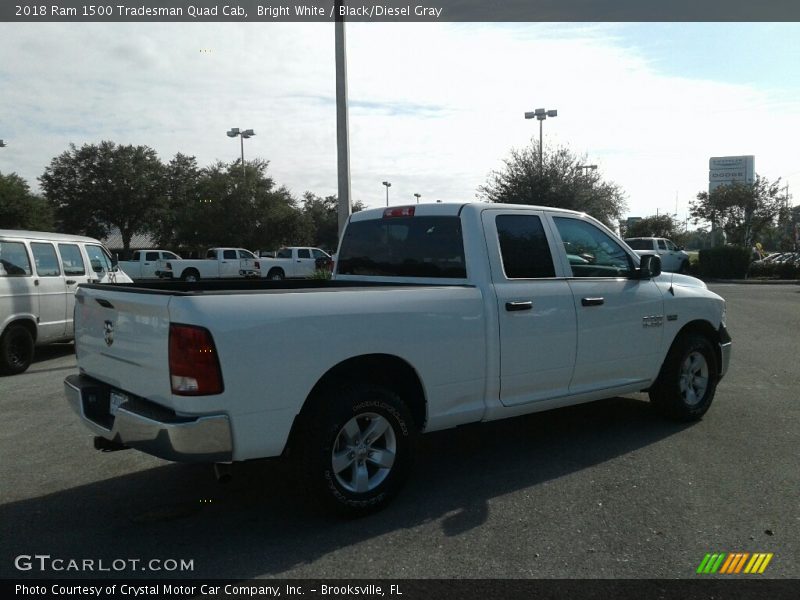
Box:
642;315;664;328
667;314;678;321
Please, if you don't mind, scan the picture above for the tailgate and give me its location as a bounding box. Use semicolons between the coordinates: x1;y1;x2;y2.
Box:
75;286;173;404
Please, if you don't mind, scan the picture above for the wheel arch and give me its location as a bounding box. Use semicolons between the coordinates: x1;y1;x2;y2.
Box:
1;317;38;343
670;319;723;375
286;353;428;455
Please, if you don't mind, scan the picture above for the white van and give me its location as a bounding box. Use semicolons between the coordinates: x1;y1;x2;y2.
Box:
0;229;133;375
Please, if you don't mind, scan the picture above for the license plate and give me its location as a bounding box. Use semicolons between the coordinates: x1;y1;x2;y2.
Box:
109;391;127;415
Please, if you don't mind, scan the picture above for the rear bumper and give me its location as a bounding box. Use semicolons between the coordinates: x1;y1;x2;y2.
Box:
64;374;232;462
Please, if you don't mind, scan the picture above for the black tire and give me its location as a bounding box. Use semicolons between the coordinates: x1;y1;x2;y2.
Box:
679;260;690;274
649;332;718;421
181;269;200;282
293;383;417;515
0;324;35;376
267;268;285;280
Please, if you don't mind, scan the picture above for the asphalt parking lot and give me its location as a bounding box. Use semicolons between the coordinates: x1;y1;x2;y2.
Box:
0;284;797;580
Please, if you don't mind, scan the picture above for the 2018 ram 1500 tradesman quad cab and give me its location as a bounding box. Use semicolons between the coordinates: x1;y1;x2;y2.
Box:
64;203;731;514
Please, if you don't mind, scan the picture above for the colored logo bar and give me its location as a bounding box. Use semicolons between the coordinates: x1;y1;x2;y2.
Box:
697;553;773;574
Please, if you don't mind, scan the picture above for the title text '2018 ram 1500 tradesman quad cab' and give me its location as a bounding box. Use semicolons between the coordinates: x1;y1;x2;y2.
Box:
64;203;731;514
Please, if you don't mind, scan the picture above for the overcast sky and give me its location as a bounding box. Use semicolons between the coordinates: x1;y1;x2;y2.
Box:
1;22;799;220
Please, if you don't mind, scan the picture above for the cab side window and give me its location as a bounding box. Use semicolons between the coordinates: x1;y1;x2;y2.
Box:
223;250;237;260
495;215;555;279
0;241;33;276
298;249;311;259
30;243;61;277
553;217;633;278
57;244;86;276
145;252;159;261
657;239;667;250
238;250;255;259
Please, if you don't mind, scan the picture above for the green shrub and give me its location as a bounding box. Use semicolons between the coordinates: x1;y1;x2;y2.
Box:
698;246;751;279
308;268;332;280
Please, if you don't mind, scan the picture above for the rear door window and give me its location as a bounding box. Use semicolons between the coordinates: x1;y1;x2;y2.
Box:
298;249;311;259
57;244;86;276
338;216;466;278
0;241;33;276
223;250;237;260
495;214;555;279
30;242;61;276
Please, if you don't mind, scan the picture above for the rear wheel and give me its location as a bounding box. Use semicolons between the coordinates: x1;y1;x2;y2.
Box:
649;332;718;421
293;383;417;515
267;268;285;280
0;324;35;375
181;269;200;282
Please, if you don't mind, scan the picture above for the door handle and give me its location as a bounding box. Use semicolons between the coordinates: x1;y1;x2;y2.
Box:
581;297;604;307
66;280;76;285
505;301;533;312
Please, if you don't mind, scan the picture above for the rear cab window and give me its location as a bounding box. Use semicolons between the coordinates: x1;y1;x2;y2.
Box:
338;215;466;278
624;238;652;250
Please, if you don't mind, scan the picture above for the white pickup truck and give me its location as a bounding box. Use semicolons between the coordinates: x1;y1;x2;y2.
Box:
258;246;331;279
157;248;260;282
117;249;181;280
64;203;731;514
624;237;691;273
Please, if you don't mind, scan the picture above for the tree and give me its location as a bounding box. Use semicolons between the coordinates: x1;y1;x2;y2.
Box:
39;141;167;251
153;153;202;248
301;192;366;251
689;175;785;247
0;171;55;230
625;214;681;239
477;143;627;227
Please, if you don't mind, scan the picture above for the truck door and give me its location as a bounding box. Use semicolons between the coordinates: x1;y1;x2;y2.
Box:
481;210;577;406
295;248;315;277
30;242;68;341
219;249;240;277
549;216;664;393
141;251;160;279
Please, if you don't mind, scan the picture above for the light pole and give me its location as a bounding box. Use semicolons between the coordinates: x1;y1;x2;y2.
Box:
524;108;557;172
414;193;421;204
382;181;392;206
226;128;255;185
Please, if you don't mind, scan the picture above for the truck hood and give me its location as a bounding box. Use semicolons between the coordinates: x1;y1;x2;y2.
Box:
653;272;707;290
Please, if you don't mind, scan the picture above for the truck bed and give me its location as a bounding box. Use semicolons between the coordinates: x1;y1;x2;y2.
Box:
79;279;470;295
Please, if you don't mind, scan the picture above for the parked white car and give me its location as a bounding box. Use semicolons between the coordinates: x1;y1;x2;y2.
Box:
117;249;181;280
65;203;730;513
624;237;691;273
0;229;132;375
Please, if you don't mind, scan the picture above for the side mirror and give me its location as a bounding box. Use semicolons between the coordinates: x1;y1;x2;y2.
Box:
639;254;662;279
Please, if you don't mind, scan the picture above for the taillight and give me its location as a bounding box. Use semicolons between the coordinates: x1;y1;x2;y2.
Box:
169;324;224;395
383;206;415;218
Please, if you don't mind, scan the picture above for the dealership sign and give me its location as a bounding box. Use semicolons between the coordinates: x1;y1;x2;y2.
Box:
709;155;755;192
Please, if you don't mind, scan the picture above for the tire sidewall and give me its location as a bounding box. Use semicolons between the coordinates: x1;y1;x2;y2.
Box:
658;334;718;420
305;385;416;514
1;325;35;375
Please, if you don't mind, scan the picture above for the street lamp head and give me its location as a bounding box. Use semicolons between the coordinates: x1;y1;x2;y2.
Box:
382;181;391;187
547;109;558;118
226;128;240;137
241;129;255;138
534;108;546;116
524;112;536;120
0;139;6;147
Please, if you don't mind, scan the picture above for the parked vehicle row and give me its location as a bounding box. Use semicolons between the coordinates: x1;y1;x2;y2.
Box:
117;247;333;282
0;229;133;375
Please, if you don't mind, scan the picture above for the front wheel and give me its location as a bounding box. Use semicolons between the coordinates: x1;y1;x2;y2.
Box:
181;269;200;282
293;384;417;515
649;333;718;421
